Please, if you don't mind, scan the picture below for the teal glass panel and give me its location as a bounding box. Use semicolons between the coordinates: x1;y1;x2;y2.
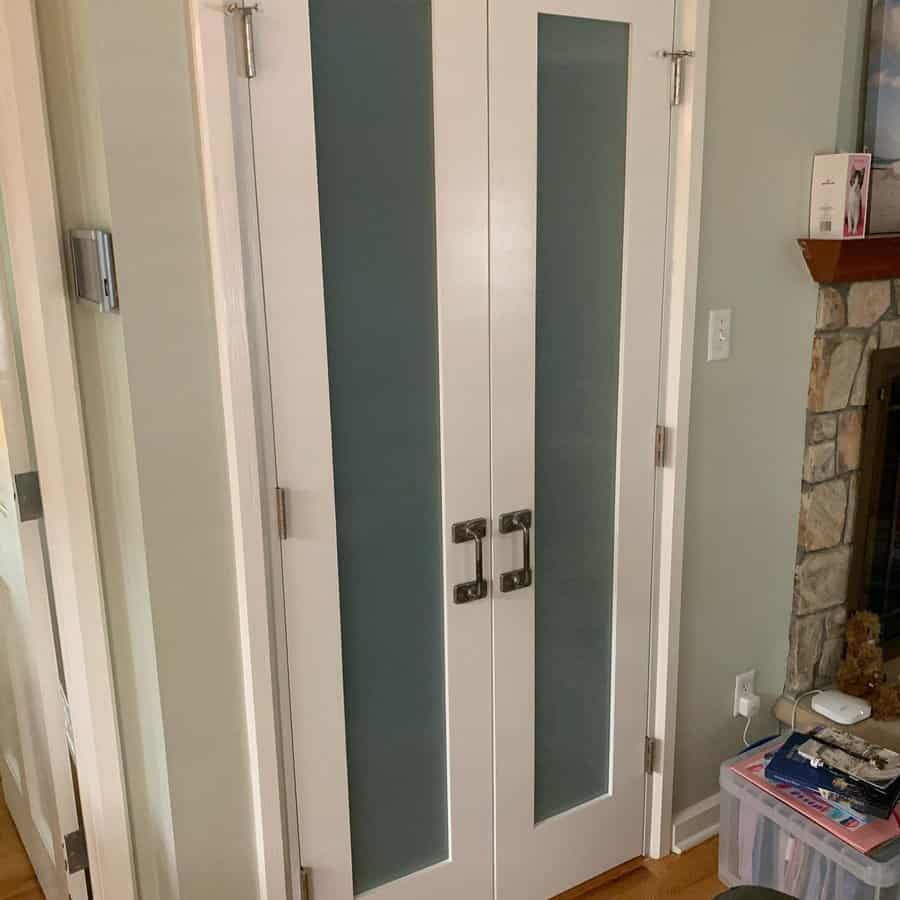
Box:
308;1;447;892
534;13;629;823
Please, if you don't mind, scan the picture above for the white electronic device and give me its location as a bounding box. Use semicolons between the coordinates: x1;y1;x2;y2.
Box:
811;689;872;725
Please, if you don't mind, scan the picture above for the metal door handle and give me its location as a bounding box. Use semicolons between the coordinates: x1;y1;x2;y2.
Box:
499;509;532;592
452;517;488;604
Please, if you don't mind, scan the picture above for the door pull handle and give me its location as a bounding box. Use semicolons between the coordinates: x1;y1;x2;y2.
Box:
452;517;488;604
499;509;532;592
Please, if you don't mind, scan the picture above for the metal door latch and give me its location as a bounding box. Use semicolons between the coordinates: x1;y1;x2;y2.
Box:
226;3;260;78
659;49;695;106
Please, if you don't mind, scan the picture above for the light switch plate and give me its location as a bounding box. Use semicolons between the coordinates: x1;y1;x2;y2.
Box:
708;308;732;361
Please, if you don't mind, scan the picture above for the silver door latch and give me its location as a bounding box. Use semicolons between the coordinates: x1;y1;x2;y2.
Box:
226;3;260;79
659;49;695;106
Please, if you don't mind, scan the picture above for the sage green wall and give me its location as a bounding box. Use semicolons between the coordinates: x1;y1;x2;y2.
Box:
674;0;869;814
34;0;259;897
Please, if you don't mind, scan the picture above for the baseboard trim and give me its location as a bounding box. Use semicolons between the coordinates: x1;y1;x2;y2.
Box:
671;792;719;855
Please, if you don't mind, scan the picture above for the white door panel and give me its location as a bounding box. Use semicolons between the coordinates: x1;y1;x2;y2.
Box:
249;1;492;898
489;2;672;897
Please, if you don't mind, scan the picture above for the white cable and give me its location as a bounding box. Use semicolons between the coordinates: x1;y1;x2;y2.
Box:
791;689;823;731
742;715;753;747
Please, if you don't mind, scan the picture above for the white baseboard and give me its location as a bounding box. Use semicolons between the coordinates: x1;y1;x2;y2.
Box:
671;792;719;855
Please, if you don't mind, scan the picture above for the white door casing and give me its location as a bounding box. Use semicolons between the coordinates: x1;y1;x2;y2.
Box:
0;216;88;900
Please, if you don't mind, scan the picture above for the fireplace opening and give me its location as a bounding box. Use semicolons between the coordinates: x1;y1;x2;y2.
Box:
850;347;900;659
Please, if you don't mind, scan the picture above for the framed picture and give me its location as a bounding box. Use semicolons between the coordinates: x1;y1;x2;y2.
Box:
865;0;900;232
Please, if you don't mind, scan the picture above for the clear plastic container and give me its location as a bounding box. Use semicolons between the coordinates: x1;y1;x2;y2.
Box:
719;738;900;898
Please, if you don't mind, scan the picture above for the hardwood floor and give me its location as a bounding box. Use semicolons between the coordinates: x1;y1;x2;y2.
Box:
0;794;43;900
564;838;726;900
0;792;723;900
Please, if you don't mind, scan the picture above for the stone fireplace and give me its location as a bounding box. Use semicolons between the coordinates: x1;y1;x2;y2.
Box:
785;280;900;696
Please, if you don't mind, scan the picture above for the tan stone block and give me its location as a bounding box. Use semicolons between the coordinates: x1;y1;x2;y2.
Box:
793;545;851;614
881;319;900;349
808;334;865;412
808;413;837;444
817;637;846;687
837;409;865;473
850;331;879;407
798;478;848;551
826;604;848;639
848;281;891;327
803;441;836;483
845;472;859;544
817;287;846;331
785;613;826;696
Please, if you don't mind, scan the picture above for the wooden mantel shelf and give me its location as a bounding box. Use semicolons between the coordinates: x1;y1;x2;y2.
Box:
798;234;900;284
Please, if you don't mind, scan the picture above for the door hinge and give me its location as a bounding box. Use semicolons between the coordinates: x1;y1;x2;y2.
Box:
654;425;668;468
63;829;89;875
14;471;43;522
226;3;260;79
881;385;888;401
275;486;287;541
300;866;312;899
644;736;659;775
659;49;695;106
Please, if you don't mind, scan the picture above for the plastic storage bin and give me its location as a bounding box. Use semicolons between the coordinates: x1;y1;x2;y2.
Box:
719;738;900;899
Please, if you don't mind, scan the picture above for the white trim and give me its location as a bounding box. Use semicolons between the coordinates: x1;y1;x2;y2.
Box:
645;0;710;860
189;0;711;888
187;5;290;900
0;2;137;898
671;793;720;855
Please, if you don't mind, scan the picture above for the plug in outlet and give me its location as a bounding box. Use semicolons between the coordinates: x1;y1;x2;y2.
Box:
733;669;758;718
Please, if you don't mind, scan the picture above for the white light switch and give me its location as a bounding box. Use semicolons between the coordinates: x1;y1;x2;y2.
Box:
707;309;732;361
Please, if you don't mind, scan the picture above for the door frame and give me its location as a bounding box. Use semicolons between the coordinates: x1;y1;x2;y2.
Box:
0;2;137;899
186;0;710;894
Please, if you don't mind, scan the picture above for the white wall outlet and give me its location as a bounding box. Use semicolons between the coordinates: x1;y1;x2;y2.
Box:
733;669;757;718
707;308;732;361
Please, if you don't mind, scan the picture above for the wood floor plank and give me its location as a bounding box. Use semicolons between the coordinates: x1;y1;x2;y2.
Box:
0;795;43;900
577;838;724;900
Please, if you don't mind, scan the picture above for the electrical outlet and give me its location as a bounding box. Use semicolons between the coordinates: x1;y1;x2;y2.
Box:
733;669;757;718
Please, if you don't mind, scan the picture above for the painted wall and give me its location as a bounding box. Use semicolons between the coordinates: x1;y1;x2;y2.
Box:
673;0;870;814
33;0;259;897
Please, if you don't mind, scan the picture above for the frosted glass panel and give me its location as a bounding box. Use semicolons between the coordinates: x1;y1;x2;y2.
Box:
534;13;629;823
308;1;447;892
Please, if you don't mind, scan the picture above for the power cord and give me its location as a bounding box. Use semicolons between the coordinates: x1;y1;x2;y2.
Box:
791;689;823;731
742;715;753;747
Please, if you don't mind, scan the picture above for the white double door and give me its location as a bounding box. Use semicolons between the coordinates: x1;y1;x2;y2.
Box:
248;1;673;897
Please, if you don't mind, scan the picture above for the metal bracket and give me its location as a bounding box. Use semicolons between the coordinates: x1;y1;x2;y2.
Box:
14;471;43;522
64;829;89;875
659;49;695;106
654;425;668;468
275;486;287;541
226;3;260;79
644;736;658;774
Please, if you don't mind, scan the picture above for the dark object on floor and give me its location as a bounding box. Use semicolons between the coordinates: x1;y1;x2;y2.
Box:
716;888;796;899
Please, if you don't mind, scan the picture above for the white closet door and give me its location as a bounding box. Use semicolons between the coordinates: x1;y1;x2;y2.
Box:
489;2;674;897
247;2;492;898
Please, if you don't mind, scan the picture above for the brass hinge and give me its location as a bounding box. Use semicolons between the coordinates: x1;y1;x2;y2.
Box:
275;486;287;541
644;736;658;775
659;49;695;106
63;829;89;875
654;425;668;468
